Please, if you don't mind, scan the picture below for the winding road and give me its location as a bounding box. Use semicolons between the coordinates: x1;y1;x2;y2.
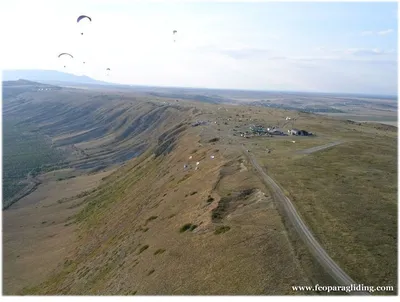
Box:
242;146;369;295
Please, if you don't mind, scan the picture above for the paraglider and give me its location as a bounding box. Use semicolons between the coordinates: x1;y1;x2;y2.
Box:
77;15;92;35
58;53;73;68
58;53;73;58
173;30;177;42
106;68;111;76
77;15;92;23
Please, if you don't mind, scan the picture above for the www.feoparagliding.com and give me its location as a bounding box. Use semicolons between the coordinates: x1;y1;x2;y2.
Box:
291;284;395;294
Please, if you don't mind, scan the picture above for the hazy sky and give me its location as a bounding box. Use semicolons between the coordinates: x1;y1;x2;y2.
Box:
1;0;398;94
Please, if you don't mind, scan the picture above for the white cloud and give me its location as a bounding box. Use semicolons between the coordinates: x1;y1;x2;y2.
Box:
361;31;374;36
317;47;396;58
377;29;394;35
345;48;385;56
360;29;394;36
195;46;271;60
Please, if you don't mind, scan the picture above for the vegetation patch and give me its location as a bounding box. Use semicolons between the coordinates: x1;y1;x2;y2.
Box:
147;269;155;276
238;188;255;199
214;226;231;235
179;223;197;233
211;196;232;222
211;189;255;222
177;174;190;184
154;249;166;255
207;196;215;203
146;216;158;223
138;245;149;254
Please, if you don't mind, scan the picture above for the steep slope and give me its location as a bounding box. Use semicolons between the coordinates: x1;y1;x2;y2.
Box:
19;124;308;295
3;87;191;171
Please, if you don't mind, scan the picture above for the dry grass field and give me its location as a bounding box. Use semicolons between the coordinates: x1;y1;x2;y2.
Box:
3;170;113;294
2;81;397;295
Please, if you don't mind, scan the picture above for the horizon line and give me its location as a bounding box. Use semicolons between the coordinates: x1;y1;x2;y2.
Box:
2;69;398;99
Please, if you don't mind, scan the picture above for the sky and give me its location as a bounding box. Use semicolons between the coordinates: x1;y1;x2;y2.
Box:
0;0;398;95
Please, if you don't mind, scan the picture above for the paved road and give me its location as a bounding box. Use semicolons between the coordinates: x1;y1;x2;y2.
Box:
242;147;369;295
297;141;344;155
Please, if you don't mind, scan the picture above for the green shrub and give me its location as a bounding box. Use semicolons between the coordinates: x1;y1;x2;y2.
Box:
146;216;158;222
179;223;197;233
207;196;214;203
138;245;149;254
214;226;231;235
154;249;166;255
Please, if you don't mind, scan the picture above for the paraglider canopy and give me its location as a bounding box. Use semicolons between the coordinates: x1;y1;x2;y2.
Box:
58;53;73;68
58;53;73;58
77;15;92;35
77;15;92;23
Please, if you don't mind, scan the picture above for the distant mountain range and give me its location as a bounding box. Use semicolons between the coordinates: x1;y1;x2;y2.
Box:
2;70;115;87
2;69;397;100
3;79;55;87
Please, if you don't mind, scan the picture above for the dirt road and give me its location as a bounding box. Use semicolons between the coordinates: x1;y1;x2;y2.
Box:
242;147;369;295
297;141;343;155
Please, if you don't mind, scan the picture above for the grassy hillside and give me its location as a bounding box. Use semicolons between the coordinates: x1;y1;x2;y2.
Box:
2;84;397;295
18;122;308;295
